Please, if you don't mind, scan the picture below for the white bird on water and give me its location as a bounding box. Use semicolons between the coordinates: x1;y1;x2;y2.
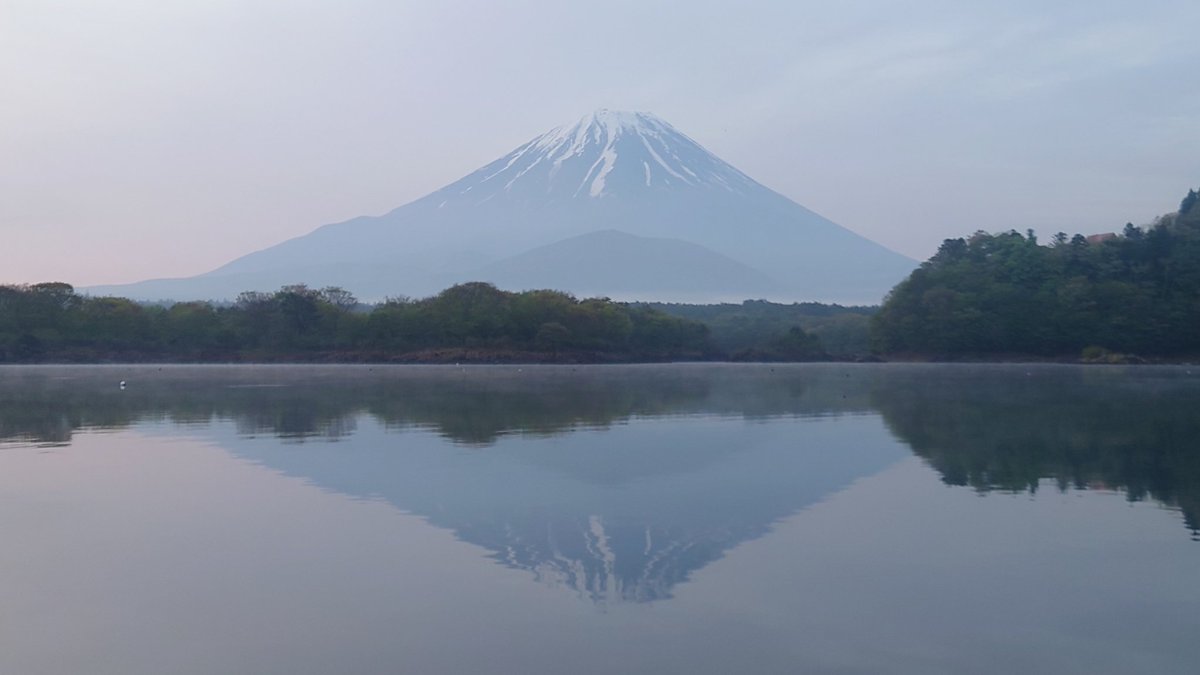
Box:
119;380;126;389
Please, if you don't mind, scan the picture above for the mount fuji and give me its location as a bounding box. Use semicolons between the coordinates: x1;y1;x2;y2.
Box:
89;110;916;303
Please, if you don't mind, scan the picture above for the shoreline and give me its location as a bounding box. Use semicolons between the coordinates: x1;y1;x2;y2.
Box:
2;354;1196;367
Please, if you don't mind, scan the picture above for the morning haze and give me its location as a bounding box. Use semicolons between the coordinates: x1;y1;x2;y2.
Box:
3;1;1198;289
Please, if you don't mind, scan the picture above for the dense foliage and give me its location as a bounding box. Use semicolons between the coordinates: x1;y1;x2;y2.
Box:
0;282;710;362
872;189;1200;358
645;300;873;359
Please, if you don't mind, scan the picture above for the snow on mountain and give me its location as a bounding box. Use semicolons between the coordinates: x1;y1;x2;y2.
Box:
88;110;917;304
459;109;758;201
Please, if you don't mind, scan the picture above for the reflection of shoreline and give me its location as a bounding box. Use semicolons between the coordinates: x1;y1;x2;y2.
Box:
871;366;1200;535
0;363;874;446
4;363;1199;542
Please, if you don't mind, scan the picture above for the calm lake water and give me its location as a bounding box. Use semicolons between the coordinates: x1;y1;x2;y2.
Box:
2;363;1198;674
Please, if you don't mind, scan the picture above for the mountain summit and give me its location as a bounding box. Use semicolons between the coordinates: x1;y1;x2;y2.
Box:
459;109;758;201
90;110;916;303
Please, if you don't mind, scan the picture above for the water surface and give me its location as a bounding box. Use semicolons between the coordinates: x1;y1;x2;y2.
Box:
2;364;1198;674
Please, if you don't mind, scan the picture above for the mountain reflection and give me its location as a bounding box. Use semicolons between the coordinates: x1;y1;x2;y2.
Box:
2;363;1197;604
219;410;903;604
0;364;896;604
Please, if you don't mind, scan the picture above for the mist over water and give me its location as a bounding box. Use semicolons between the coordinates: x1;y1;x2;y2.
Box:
2;364;1198;674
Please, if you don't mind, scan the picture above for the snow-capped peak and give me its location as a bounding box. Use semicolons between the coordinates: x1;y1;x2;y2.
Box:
530;110;670;156
450;109;760;202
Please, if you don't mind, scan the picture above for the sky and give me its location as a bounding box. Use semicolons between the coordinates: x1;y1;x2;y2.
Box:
3;0;1199;287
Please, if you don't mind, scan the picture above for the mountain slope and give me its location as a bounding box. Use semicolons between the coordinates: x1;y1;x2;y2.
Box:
479;229;780;301
89;110;916;303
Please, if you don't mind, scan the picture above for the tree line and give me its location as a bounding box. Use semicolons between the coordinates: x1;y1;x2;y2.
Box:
872;188;1200;359
12;187;1193;363
646;299;873;359
0;281;723;363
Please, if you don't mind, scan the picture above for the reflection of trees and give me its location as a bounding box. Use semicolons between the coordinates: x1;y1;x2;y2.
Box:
0;373;358;444
0;379;145;444
872;366;1200;535
15;364;1197;539
0;398;78;445
9;362;1199;541
0;365;877;447
364;375;707;445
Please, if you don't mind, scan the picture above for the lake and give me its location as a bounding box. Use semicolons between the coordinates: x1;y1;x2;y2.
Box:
2;363;1198;674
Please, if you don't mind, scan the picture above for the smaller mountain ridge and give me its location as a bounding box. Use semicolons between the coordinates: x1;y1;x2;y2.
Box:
480;229;780;301
87;109;917;304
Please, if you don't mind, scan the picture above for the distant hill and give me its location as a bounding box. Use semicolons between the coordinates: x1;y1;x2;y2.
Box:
479;229;781;302
88;110;915;304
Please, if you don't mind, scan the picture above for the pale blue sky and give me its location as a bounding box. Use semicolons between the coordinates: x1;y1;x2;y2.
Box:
3;0;1198;286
